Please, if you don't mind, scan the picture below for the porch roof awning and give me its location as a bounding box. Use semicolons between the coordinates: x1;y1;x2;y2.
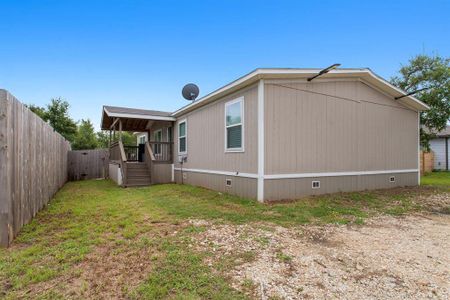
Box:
101;105;175;131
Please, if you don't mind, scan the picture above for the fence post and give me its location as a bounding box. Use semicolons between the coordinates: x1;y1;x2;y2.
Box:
0;90;12;247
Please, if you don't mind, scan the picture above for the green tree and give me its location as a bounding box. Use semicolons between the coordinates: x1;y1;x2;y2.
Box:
96;130;137;148
27;104;47;120
96;131;110;148
121;132;138;146
45;98;78;142
72;119;98;150
391;54;450;150
27;98;78;142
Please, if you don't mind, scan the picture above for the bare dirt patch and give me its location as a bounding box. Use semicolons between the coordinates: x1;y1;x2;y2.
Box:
14;223;184;299
195;212;450;299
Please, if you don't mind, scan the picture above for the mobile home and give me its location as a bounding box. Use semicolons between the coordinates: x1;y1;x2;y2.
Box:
100;68;429;201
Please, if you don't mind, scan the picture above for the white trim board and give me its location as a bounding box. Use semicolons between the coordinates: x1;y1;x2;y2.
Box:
417;111;421;185
224;96;245;153
173;168;418;180
104;108;176;121
171;164;175;182
264;169;419;179
174;168;258;179
178;119;187;155
257;79;265;202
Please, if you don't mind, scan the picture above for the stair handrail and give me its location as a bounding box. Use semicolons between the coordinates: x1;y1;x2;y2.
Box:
118;140;127;186
118;140;127;162
145;141;156;161
144;141;155;184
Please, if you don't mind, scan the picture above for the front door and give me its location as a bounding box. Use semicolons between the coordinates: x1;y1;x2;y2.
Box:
138;143;145;162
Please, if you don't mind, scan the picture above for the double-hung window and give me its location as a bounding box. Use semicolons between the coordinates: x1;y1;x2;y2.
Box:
225;97;244;152
178;120;187;154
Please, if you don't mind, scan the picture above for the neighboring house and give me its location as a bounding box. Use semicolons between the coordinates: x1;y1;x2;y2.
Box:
100;68;429;202
429;126;450;171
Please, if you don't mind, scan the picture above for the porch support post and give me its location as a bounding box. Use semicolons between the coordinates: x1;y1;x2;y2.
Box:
257;79;265;202
109;129;112;147
113;120;116;141
119;119;122;142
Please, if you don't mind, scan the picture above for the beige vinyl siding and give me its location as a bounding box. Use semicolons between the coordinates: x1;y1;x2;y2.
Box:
174;84;258;174
151;163;172;184
264;79;419;175
264;172;418;201
174;170;257;199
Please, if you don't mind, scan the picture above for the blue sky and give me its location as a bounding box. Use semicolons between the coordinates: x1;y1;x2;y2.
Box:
0;0;449;130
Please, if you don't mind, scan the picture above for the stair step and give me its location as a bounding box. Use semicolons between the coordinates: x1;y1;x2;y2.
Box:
128;171;150;175
127;165;148;169
124;162;151;187
127;175;150;180
127;180;151;184
128;175;149;179
128;174;149;178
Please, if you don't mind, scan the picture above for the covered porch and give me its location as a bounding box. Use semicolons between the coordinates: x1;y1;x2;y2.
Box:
101;106;175;187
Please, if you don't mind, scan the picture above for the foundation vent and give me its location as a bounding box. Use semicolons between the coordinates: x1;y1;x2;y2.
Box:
312;181;320;189
389;176;395;183
226;178;232;187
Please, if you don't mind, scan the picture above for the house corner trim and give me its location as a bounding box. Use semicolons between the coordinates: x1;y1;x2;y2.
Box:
417;111;421;185
257;79;265;202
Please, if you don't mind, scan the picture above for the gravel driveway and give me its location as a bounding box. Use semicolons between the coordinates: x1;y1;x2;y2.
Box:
195;202;450;299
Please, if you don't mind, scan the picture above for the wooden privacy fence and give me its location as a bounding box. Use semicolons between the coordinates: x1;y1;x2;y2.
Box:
420;151;434;174
68;149;109;181
0;90;71;247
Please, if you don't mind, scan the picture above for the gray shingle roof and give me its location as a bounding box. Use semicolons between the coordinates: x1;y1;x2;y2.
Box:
436;126;450;137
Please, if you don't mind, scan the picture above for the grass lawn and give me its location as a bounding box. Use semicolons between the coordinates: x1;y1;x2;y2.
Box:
421;171;450;188
0;173;449;299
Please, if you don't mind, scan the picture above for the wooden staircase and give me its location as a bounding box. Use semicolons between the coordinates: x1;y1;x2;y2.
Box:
125;162;151;187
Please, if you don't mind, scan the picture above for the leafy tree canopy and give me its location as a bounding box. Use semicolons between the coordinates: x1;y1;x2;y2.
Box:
27;98;78;142
27;104;47;120
72;119;98;150
96;131;110;149
391;54;450;150
97;130;137;148
28;98;139;149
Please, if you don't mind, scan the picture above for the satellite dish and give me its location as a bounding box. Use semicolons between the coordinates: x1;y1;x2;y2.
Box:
182;83;199;101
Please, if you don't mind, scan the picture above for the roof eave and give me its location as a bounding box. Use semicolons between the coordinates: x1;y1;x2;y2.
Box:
172;68;429;117
100;106;176;130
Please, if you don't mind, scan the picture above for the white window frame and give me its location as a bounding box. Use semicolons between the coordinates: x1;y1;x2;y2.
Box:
224;97;245;152
178;119;187;155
